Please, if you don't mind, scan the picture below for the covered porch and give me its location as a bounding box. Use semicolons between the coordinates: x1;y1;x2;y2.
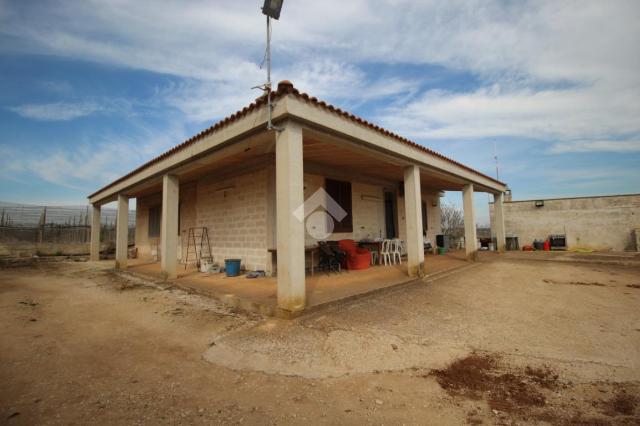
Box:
88;81;508;316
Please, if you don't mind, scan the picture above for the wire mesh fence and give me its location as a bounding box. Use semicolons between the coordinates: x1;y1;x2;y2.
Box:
0;204;135;245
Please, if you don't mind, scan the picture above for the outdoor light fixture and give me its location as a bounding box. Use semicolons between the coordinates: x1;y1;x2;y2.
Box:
262;0;283;20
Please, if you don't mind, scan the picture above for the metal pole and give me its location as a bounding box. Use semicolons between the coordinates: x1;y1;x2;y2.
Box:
265;15;282;131
266;15;271;89
266;15;274;130
494;141;499;181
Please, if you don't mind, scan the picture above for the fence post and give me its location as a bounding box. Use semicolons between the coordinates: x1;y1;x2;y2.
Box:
84;206;89;243
37;207;47;243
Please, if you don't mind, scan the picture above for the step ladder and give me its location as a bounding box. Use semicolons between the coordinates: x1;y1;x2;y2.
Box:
184;227;213;270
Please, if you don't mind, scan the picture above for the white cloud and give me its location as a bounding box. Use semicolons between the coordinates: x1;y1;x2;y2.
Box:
155;58;419;123
8;98;136;121
2;121;188;193
39;80;73;94
530;165;640;195
544;166;639;183
376;84;640;142
549;140;640;154
2;0;638;145
0;1;264;81
3;1;639;86
9;102;102;121
0;146;27;185
285;59;419;106
28;148;129;190
156;70;264;123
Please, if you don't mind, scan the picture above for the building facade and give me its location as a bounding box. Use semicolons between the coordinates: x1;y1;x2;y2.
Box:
490;193;640;251
134;167;444;273
89;81;508;313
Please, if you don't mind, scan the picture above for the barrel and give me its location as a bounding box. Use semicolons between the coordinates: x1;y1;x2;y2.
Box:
224;259;241;277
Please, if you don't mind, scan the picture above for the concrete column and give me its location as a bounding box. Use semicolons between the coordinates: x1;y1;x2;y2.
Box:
276;122;306;312
403;165;425;277
265;165;277;277
90;204;101;261
462;184;478;260
493;192;506;252
115;194;129;269
161;174;180;279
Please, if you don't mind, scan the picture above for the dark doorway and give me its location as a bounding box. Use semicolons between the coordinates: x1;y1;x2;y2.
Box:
325;178;353;232
421;200;428;232
384;192;397;238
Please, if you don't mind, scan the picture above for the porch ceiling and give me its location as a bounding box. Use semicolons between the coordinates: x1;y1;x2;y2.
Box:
302;131;469;192
126;130;275;199
125;122;489;201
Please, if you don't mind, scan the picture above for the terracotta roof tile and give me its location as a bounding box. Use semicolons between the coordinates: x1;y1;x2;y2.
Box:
89;80;504;199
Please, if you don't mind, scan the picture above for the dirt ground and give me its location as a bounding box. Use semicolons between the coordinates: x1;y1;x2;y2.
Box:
1;256;639;425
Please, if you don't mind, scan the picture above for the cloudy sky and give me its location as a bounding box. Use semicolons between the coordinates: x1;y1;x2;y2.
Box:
1;0;639;224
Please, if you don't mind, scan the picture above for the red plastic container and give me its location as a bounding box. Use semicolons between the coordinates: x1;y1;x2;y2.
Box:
338;239;372;270
543;240;551;251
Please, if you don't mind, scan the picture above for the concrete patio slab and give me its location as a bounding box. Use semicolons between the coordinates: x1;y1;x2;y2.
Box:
125;250;471;316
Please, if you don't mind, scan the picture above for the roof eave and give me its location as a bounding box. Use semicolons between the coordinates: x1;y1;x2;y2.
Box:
88;81;507;204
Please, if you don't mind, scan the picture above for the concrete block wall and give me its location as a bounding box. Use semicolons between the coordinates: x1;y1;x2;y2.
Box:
135;167;447;271
135;173;268;271
177;183;198;261
135;192;161;259
0;242;110;258
489;194;640;251
135;182;198;261
196;169;269;271
352;182;387;240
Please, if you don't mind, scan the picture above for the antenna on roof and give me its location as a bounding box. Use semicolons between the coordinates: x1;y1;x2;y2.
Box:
254;0;284;132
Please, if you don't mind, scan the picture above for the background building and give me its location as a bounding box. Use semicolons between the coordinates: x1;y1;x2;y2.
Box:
490;193;640;251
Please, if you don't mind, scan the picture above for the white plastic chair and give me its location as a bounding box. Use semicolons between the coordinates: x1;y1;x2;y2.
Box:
391;239;403;264
380;239;392;265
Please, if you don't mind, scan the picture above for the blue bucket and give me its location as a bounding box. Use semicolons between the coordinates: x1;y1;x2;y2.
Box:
224;259;241;277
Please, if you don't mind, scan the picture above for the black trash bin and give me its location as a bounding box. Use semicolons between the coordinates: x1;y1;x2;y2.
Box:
436;234;450;250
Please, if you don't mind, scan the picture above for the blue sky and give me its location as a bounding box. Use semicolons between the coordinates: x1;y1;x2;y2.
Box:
1;0;639;225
